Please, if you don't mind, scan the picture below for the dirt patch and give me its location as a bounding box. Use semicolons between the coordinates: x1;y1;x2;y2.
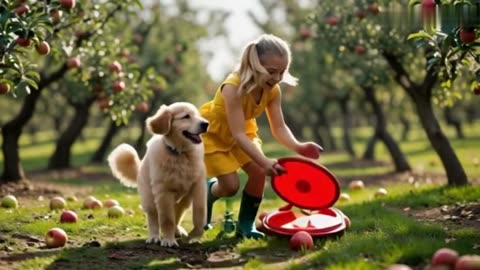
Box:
0;179;94;199
405;202;480;233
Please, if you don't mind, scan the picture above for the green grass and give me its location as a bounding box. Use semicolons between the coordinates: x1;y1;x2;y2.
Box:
0;122;480;269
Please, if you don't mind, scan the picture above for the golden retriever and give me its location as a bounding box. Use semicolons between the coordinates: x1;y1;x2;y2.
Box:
107;102;209;247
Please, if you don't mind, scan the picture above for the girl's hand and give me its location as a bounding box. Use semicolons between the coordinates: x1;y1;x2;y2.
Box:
262;158;286;176
295;142;323;159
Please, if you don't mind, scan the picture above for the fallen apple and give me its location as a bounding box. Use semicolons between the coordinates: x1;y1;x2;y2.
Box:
349;180;365;190
108;205;125;218
258;211;269;222
103;199;119;208
455;255;480;270
45;228;68;248
374;188;388;198
431;248;459;268
339;193;351;202
1;195;18;208
60;210;78;223
289;231;314;251
65;195;77;202
83;196;96;208
49;196;66;210
88;199;103;210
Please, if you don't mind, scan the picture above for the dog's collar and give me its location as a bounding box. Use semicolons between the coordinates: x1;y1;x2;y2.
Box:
164;140;181;155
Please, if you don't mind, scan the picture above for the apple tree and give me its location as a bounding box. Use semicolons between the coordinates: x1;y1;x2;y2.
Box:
306;0;476;186
0;0;160;182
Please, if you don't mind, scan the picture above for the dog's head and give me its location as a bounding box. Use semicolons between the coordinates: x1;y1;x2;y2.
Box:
146;102;209;147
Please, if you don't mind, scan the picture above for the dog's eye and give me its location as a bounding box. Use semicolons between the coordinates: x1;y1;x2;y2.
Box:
182;114;190;119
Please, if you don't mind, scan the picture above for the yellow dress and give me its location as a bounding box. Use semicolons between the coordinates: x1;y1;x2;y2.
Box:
200;72;280;177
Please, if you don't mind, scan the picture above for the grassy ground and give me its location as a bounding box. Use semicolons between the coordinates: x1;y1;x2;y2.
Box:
0;122;479;269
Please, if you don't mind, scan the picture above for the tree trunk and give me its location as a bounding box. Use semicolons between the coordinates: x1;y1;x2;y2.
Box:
338;96;355;157
47;98;95;169
443;107;464;139
362;134;377;160
399;114;410;141
414;95;468;185
362;85;411;172
1;65;68;183
383;51;468;186
90;120;123;164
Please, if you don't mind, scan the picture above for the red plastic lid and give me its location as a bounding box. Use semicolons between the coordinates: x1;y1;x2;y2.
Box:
271;157;340;210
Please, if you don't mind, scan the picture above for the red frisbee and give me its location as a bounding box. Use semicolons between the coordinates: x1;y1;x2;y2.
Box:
262;157;348;237
271;157;340;210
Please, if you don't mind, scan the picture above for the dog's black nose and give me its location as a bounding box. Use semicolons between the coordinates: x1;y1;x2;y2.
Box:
200;121;209;132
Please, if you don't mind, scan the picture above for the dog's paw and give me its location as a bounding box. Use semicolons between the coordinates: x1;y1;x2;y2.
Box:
160;238;178;247
187;228;203;242
145;236;161;244
187;236;201;244
175;226;188;238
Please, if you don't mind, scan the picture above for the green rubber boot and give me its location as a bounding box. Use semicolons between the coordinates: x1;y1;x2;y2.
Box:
204;178;219;230
236;191;265;239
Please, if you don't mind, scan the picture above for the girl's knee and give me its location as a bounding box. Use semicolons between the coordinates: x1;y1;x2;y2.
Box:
246;164;265;180
222;182;240;197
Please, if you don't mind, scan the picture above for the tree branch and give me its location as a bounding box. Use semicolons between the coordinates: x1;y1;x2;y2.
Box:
382;50;418;98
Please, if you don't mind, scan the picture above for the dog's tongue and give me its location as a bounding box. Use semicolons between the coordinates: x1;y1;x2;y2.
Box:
190;134;201;143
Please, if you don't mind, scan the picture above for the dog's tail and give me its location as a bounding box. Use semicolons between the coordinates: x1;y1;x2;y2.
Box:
107;143;140;188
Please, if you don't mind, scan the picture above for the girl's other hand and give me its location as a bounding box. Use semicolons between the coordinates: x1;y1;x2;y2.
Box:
262;158;286;176
295;142;323;159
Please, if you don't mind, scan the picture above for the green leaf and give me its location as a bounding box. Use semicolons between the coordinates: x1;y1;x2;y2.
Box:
22;77;38;89
407;31;433;41
25;70;40;81
408;0;422;7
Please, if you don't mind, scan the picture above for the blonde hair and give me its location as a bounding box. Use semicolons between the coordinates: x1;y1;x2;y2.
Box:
235;34;298;95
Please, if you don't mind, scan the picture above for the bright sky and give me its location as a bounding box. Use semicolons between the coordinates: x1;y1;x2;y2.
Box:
156;0;266;81
189;0;266;81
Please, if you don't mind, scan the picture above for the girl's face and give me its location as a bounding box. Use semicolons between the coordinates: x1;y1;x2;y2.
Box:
260;54;288;89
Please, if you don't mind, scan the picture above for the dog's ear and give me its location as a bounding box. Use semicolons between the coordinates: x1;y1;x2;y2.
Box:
146;105;172;134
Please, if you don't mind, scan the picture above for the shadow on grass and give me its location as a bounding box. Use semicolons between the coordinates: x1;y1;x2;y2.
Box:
3;234;315;270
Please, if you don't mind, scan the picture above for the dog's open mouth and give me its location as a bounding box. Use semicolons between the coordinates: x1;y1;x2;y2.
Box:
182;131;203;144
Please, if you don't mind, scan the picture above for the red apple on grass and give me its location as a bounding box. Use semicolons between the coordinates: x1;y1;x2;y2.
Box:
339;193;351;202
45;228;68;248
289;231;314;251
65;195;77;202
49;196;66;210
60;210;78;223
455;255;480;270
1;195;18;208
103;199;119;208
349;180;365;190
0;83;11;95
431;248;459;268
83;196;102;209
108;205;125;218
374;188;388;198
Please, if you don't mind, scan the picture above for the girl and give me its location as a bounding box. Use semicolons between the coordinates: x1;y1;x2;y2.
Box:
200;34;322;239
